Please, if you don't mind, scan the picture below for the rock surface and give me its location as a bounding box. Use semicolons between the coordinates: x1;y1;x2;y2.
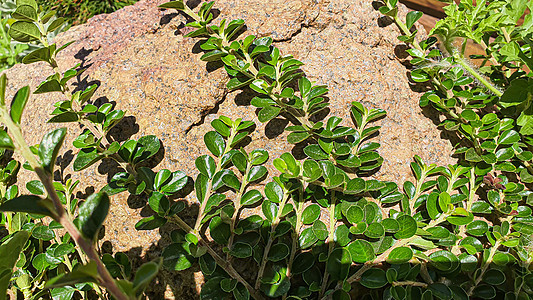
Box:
3;0;454;297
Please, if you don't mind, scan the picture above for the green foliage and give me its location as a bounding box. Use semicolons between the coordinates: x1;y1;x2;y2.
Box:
37;0;139;25
0;0;531;299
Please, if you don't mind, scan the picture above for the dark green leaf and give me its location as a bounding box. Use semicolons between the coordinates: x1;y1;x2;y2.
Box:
0;195;54;217
73;147;103;171
204;131;225;157
326;248;351;281
133;261;160;295
38;128;66;174
162;243;193;271
78;192;109;240
360;268;387;289
10;86;30;124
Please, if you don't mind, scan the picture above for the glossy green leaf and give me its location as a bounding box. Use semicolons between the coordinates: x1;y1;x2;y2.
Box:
209;216;230;244
394;215;417;239
73;147;104;171
38;128;67;174
258;106;281;123
204;131;225;157
195;155;216;179
387;247;413;264
430;250;459;272
347;239;375;263
428;283;452;300
0;129;14;150
78;192;109;240
0;195;54;217
10;86;30;124
302;204;321;224
248;165;267;182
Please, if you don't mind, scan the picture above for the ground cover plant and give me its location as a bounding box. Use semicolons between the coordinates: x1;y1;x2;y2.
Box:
0;0;530;299
36;0;139;25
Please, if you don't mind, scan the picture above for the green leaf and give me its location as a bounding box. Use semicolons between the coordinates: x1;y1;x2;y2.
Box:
483;269;505;285
159;0;185;9
34;79;62;94
48;112;79;123
12;5;37;21
430;250;459;272
0;195;54;217
292;252;314;274
497;130;520;145
258;106;281;123
240;189;262;206
10;86;30;124
346;178;365;194
500;79;530;108
133;261;160;295
365;222;385;239
32;225;55;240
0;74;6;106
387;247;413;264
47;17;66;33
0;231;30;299
248;166;267;182
406;11;423;29
46;262;98;288
148;192;170;216
209;216;230;244
360;268;387;289
38;128;66;174
16;0;38;10
250;149;269;165
230;243;252;258
0;130;14;150
302;204;320;224
73;147;104;171
428;283;452;300
299;227;317;249
287;131;310;144
268;243;289;261
162;243;193;271
204;131;225;157
265;181;283;203
9;21;40;42
195;155;216;179
78;192;109;240
394;215;417;239
466;220;489;236
347;239;375;263
326;248;351;281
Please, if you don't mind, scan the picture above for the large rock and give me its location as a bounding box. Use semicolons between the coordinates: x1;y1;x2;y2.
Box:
3;0;453;297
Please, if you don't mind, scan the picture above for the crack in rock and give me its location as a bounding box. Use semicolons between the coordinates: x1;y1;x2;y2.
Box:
184;90;228;134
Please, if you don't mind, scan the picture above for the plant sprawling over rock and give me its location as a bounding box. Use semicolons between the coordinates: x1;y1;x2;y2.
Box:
0;0;530;299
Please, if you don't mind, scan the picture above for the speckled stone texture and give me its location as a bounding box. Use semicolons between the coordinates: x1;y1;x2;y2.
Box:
2;0;453;298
